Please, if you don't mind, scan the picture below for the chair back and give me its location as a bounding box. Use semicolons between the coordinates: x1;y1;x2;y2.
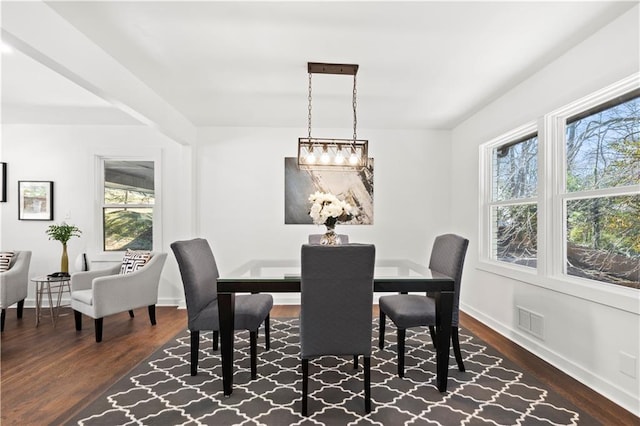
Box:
300;244;375;358
171;238;220;319
308;234;349;244
428;234;469;326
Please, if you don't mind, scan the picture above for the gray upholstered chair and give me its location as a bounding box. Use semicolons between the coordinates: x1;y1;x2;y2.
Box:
71;252;167;342
171;238;273;378
378;233;469;376
300;243;375;416
0;251;32;332
308;234;349;244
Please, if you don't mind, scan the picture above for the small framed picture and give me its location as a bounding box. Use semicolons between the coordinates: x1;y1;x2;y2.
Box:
0;162;6;202
18;181;54;220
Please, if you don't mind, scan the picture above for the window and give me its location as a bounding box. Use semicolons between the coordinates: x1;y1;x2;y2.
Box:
480;78;639;290
101;160;155;252
486;130;539;268
562;91;639;288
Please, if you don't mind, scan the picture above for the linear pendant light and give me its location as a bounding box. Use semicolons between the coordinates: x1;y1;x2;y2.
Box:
298;62;368;169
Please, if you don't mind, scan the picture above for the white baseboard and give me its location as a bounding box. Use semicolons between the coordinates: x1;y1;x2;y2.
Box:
461;303;640;417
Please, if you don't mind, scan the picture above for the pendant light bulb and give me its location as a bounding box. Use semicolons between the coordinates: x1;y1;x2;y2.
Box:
320;146;330;164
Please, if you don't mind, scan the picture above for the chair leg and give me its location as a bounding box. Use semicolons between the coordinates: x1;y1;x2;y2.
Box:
74;310;82;331
353;355;359;369
148;305;156;325
190;330;199;376
452;326;465;372
128;310;134;318
17;299;25;319
379;310;386;349
429;325;437;349
1;309;5;332
212;331;219;351
397;328;405;378
250;331;257;380
95;318;103;342
264;314;270;350
302;358;309;416
364;356;371;414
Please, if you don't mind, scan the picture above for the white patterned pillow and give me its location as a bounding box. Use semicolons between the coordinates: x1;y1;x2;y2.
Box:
0;251;15;272
119;250;152;275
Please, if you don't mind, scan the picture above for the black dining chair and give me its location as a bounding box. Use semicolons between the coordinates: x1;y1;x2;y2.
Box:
171;238;273;379
378;233;469;377
300;243;376;416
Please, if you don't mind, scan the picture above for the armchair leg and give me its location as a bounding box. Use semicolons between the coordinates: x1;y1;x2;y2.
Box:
95;318;103;342
17;299;25;319
1;309;5;332
302;358;309;416
190;330;199;376
128;310;135;318
452;326;465;372
250;331;257;380
354;355;359;369
74;310;82;331
148;305;156;325
264;314;270;350
397;328;405;378
364;356;371;414
378;311;386;349
212;331;219;351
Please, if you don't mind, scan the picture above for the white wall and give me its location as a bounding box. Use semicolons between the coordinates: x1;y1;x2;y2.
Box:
451;6;639;415
196;126;452;303
0;124;453;305
0;124;192;306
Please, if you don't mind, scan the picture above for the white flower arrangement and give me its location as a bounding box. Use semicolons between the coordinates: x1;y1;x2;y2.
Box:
308;191;354;226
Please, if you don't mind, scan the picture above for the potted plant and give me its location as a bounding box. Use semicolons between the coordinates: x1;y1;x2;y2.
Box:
46;222;82;273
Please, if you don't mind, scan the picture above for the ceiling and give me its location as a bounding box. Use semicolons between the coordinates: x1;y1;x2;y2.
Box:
1;1;636;133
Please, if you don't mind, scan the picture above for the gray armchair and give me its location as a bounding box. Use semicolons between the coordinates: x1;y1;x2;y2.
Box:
71;252;167;342
171;238;273;378
300;243;375;415
0;251;32;332
379;233;469;376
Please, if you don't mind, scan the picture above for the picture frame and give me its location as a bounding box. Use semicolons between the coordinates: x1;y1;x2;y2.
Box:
0;162;6;202
284;157;374;224
18;181;54;220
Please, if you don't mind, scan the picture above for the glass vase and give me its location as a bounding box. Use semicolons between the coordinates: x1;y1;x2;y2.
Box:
320;222;342;245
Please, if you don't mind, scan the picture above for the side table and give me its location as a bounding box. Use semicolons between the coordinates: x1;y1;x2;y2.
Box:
31;275;71;327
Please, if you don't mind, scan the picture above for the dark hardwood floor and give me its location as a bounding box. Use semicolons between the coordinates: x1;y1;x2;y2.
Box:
0;306;635;425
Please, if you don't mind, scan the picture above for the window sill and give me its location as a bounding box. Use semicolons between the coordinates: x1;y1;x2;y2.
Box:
476;260;639;315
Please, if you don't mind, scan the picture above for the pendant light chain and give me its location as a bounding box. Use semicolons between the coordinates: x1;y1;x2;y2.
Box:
352;74;358;142
308;73;313;139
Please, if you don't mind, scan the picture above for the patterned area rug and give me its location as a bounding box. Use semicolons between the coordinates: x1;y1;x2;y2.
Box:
67;318;595;425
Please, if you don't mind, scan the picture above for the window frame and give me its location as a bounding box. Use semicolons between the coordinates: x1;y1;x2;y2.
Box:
479;74;639;312
480;122;540;274
548;82;640;285
95;154;162;258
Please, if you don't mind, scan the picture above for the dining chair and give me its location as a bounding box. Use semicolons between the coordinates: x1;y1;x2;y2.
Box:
308;234;349;244
378;233;469;377
171;238;273;378
300;243;375;415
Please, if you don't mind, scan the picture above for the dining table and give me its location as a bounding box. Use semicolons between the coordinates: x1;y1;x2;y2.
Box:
216;258;454;396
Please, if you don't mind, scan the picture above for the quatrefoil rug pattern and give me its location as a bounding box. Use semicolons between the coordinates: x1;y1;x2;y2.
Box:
68;318;593;425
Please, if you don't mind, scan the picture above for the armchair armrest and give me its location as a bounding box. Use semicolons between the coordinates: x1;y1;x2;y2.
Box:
71;265;120;292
